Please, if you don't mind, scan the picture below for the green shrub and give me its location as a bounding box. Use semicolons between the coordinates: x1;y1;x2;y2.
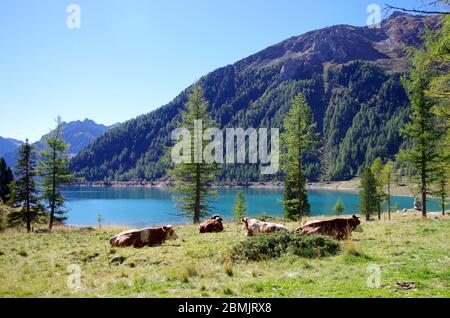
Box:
231;232;340;262
0;204;10;231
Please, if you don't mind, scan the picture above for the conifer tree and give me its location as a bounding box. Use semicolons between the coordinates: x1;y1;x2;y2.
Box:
359;167;378;221
168;84;219;224
0;158;13;203
371;157;384;220
38;117;74;229
400;32;443;218
8;140;42;232
382;160;395;220
333;199;344;216
233;190;247;222
281;94;318;221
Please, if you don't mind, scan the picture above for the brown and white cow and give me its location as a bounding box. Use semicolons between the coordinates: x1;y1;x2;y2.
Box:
110;225;178;248
199;214;224;233
241;217;288;236
299;215;363;240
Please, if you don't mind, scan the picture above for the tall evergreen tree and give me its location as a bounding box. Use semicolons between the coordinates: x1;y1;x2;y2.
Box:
371;157;384;220
168;84;219;224
424;15;450;217
400;34;443;218
282;94;318;221
423;15;449;121
359;167;378;221
38;117;74;229
233;190;247;222
333;199;344;216
8;140;42;232
434;156;449;216
0;158;14;203
382;160;395;220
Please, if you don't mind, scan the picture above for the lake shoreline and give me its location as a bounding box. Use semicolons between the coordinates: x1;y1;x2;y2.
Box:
63;186;445;228
65;210;449;228
69;178;423;198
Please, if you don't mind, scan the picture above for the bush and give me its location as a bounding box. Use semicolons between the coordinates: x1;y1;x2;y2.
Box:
0;204;10;231
231;232;340;262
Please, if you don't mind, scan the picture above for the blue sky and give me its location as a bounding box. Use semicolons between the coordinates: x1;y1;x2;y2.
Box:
0;0;432;141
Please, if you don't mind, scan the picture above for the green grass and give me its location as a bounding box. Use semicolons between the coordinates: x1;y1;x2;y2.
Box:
0;212;449;298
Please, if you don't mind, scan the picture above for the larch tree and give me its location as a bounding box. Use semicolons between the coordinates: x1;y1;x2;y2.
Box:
371;157;384;220
168;84;219;224
400;28;444;218
333;199;344;216
38;117;74;229
434;155;449;216
359;167;378;221
233;190;247;223
281;94;318;221
8;140;42;232
424;15;450;216
382;160;395;220
0;158;14;204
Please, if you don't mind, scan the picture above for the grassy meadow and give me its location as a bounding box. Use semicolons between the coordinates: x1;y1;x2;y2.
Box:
0;212;449;298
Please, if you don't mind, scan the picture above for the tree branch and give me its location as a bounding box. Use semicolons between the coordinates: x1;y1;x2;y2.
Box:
385;4;450;15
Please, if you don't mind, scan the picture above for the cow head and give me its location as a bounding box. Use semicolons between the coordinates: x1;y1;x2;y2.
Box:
162;225;178;240
241;217;249;229
211;214;223;222
350;215;363;232
241;217;253;236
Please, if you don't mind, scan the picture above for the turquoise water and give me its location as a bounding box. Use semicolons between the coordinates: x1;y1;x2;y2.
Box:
64;187;442;227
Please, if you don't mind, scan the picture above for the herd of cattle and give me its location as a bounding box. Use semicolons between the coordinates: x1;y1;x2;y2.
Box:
109;214;363;248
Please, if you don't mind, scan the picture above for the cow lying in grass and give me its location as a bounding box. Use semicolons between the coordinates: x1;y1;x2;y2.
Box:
199;214;224;233
110;225;178;248
242;217;288;236
299;215;363;240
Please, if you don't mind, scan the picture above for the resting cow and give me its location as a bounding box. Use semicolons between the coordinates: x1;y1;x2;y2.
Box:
299;215;362;240
241;217;288;236
199;214;224;233
110;225;178;248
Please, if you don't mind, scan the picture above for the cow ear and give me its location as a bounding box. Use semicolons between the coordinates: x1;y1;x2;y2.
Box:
352;215;358;220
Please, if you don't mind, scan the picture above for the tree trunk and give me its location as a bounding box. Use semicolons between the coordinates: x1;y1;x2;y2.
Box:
49;147;57;230
387;181;391;221
421;164;427;219
421;146;427;218
26;152;31;233
442;195;445;216
194;163;201;224
378;202;381;220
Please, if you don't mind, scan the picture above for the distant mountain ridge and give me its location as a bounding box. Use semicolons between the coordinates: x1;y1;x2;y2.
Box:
0;119;116;168
67;12;440;182
35;119;112;157
0;138;23;157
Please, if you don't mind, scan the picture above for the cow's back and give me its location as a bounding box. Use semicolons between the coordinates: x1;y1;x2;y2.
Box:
301;219;351;240
199;219;224;233
110;227;168;248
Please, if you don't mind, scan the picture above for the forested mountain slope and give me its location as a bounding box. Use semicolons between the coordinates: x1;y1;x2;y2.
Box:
70;12;440;183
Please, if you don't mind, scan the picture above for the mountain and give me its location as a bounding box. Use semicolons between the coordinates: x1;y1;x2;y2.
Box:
70;12;441;183
1;119;115;168
35;119;112;157
0;137;23;157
